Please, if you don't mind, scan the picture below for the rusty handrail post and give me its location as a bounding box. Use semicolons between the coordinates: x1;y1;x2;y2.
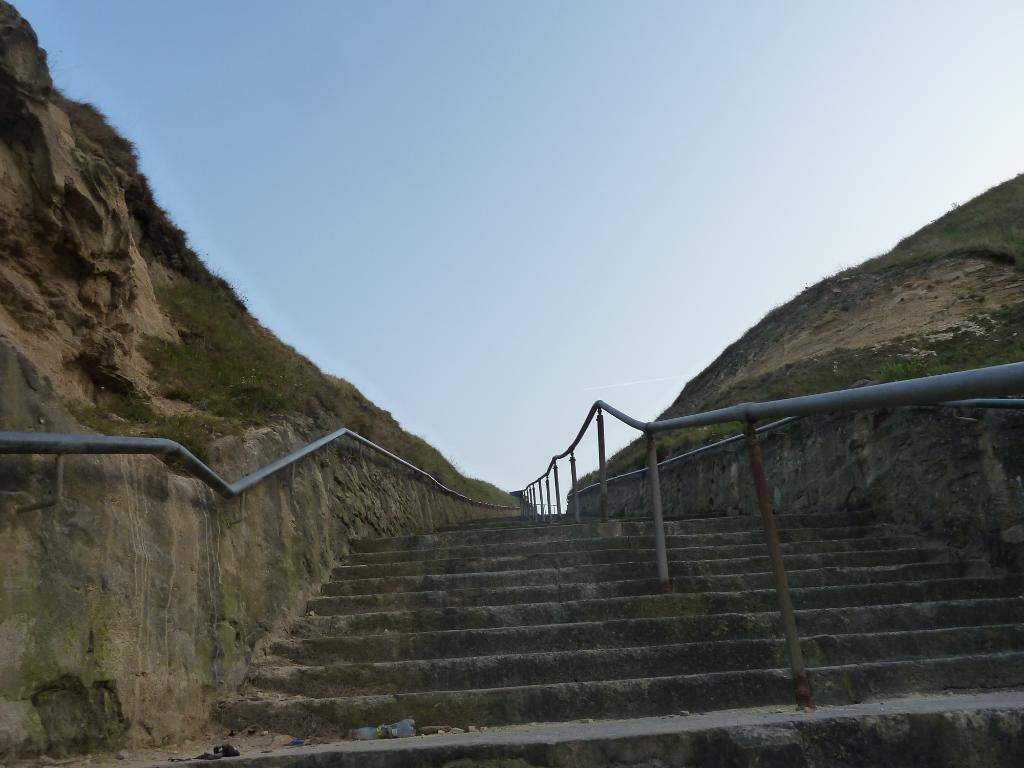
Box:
553;461;563;519
597;408;609;522
645;433;671;591
538;478;546;523
743;420;813;710
545;472;553;524
569;452;580;523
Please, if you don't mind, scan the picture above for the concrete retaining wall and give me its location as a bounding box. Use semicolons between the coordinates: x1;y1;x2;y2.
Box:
572;408;1024;566
0;343;506;758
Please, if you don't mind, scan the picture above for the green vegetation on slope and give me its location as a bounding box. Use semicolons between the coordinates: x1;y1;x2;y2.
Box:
584;298;1024;485
76;280;511;504
58;95;510;505
859;173;1024;273
580;174;1024;486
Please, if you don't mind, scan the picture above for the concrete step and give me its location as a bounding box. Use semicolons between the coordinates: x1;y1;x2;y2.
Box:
217;651;1024;736
434;515;525;531
253;624;1024;698
174;692;1024;768
321;556;979;597
341;525;908;564
304;576;1019;634
330;543;942;580
317;560;989;613
278;597;1024;663
352;511;880;553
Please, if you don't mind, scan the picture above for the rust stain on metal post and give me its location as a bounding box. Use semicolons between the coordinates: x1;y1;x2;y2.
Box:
545;473;553;525
553;462;563;519
597;408;609;523
743;420;814;710
569;452;580;523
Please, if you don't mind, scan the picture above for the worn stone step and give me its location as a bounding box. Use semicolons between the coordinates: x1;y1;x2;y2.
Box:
338;535;922;570
254;624;1024;698
342;525;907;564
217;651;1024;736
315;560;989;613
435;516;526;531
279;597;1024;663
304;576;1019;635
322;554;976;597
352;511;879;553
331;543;940;579
172;692;1024;768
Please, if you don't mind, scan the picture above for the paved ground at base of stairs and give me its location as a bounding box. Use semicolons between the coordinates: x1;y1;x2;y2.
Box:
19;690;1023;768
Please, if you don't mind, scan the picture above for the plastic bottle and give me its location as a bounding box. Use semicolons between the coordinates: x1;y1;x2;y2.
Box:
381;718;416;738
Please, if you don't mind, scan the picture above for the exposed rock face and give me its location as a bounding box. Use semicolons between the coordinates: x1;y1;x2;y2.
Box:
574;407;1024;568
0;2;509;758
667;253;1024;417
0;0;177;403
0;340;503;758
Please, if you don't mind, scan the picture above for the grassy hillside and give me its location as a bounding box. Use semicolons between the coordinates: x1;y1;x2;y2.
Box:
62;100;511;505
585;174;1024;483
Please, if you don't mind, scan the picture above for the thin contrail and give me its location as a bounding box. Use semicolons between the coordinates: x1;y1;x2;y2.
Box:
583;374;689;392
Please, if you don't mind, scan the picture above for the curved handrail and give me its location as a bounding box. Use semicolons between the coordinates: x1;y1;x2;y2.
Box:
574;416;801;496
526;361;1024;494
0;427;514;510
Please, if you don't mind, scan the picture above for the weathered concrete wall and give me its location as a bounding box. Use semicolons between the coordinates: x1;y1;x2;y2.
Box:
573;408;1024;566
0;343;506;758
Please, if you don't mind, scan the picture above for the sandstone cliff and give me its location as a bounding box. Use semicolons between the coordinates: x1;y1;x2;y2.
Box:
0;2;509;759
599;175;1024;477
0;0;508;505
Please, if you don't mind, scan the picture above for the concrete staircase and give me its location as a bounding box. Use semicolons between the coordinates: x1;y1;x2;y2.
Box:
212;511;1024;766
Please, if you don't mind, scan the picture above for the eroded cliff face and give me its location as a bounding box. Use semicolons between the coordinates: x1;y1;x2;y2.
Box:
0;339;502;758
0;3;508;758
0;2;178;403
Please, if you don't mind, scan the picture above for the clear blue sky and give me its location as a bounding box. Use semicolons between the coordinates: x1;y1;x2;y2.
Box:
18;1;1024;492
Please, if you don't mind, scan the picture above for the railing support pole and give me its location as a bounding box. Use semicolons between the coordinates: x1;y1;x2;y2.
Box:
532;483;540;523
743;420;813;710
597;408;609;523
545;472;553;525
553;462;562;519
645;434;671;591
569;452;580;523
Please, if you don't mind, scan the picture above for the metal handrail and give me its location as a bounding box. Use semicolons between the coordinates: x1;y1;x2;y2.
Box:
575;416;802;496
573;398;1024;497
0;427;515;511
520;361;1024;709
530;362;1024;485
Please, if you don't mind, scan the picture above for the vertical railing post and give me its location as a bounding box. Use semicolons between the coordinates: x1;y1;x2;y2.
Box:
597;408;609;523
569;452;580;523
530;484;537;522
553;462;563;520
545;472;553;525
743;420;813;710
539;478;547;523
645;433;671;592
